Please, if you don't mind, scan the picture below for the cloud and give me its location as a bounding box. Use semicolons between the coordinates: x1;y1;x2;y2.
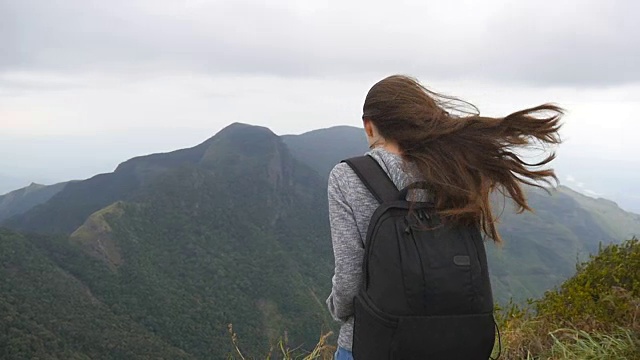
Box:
583;189;603;198
1;0;638;206
562;175;602;198
1;0;639;86
565;176;588;190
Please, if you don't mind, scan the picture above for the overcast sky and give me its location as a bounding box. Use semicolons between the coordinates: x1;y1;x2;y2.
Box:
1;0;639;210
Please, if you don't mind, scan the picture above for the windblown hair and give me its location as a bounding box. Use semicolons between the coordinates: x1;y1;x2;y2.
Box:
363;75;564;243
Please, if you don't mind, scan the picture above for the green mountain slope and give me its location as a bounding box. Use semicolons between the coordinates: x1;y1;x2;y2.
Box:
0;228;193;360
3;169;141;235
488;186;624;302
2;123;335;359
0;182;68;222
3;124;242;235
282;126;367;179
558;185;640;240
93;124;333;358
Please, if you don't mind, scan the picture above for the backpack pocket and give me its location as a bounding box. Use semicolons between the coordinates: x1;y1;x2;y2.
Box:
352;294;398;360
391;311;496;360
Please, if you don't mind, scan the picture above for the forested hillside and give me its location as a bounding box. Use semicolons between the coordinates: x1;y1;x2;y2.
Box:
2;124;335;358
0;228;193;360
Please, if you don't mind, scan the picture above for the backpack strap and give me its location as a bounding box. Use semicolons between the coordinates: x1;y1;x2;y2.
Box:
342;155;401;204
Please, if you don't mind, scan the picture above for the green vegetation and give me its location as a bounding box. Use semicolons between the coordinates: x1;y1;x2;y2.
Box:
495;238;640;359
0;228;193;360
1;125;336;359
558;185;640;241
69;201;125;271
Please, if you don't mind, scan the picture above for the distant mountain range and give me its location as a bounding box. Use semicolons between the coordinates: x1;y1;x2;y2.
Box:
0;174;37;197
0;182;70;222
1;123;639;359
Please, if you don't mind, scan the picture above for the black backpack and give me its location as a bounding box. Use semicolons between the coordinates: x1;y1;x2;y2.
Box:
344;155;497;360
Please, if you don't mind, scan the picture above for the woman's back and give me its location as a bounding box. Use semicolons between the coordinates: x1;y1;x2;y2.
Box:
327;147;427;350
326;74;563;359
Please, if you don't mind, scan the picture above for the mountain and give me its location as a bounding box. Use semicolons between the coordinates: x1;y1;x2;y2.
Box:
282;126;368;180
2;132;228;235
3;123;334;358
0;182;69;222
557;185;640;241
0;174;34;196
1;123;639;358
486;185;632;302
4;124;366;235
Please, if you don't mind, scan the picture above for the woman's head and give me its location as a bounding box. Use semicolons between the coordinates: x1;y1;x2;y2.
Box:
363;75;449;145
363;75;564;244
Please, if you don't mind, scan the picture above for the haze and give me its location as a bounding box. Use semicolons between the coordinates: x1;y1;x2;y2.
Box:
1;0;639;211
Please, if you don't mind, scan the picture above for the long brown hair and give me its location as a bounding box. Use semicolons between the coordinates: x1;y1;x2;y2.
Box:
363;75;563;243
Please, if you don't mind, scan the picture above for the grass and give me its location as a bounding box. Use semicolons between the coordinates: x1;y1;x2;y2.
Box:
69;201;125;270
548;328;639;359
492;238;640;359
226;324;336;360
494;311;640;359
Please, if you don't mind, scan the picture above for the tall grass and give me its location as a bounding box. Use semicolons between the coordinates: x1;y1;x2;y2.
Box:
548;328;639;360
226;323;336;360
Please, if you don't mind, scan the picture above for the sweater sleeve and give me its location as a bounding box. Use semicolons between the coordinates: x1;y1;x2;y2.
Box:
326;164;365;323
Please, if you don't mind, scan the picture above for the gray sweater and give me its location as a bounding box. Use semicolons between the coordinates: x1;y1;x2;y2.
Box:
326;147;420;350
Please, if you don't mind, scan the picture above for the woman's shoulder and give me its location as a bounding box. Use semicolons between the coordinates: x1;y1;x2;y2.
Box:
328;151;399;190
328;162;357;187
328;161;378;206
329;162;353;177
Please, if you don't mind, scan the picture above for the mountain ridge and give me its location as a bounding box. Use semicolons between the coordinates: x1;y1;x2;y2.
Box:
2;122;335;358
0;181;69;222
3;123;285;235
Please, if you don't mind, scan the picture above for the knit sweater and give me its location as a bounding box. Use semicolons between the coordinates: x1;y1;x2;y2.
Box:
325;147;420;350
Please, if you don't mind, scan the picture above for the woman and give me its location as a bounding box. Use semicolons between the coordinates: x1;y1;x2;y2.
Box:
326;75;563;359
